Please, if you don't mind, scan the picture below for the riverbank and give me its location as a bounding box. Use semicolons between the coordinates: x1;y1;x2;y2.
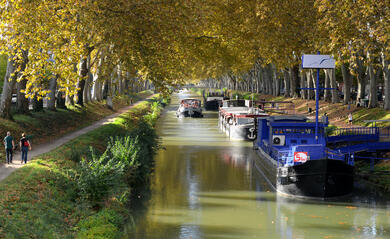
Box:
0;91;154;165
0;95;169;238
194;88;390;192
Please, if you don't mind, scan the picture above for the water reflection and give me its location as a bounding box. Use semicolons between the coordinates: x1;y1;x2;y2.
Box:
126;92;390;239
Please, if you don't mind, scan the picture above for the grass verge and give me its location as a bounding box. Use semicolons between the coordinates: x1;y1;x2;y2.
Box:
0;91;154;164
0;94;169;238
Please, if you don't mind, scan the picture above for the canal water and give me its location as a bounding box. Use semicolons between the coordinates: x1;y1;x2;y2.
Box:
125;91;390;239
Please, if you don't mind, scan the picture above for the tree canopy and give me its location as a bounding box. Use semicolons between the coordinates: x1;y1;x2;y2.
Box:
0;0;389;96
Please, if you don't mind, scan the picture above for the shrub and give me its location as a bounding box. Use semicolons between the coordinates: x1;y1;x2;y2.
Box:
106;136;141;186
143;101;162;125
74;148;127;206
73;121;159;206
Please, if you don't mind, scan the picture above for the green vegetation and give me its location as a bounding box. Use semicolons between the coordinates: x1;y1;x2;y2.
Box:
0;94;168;238
0;92;153;164
76;209;124;239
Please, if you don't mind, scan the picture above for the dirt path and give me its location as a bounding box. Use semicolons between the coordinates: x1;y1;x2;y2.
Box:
0;97;153;182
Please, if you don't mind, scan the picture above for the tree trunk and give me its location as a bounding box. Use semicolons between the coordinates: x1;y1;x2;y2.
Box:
382;52;390;110
32;96;43;112
93;51;104;101
341;62;351;104
312;69;317;99
367;64;377;108
305;71;314;99
289;65;299;98
274;72;280;96
66;93;74;106
83;54;92;104
0;56;18;119
300;70;306;99
324;69;331;102
16;50;29;114
355;56;366;105
259;68;265;94
106;77;112;108
76;55;88;106
124;72;130;96
16;79;29;114
330;69;340;104
102;80;108;99
83;71;93;104
267;67;273;95
56;91;66;109
118;65;123;95
263;67;269;94
47;76;57;111
88;72;93;102
283;69;290;97
92;79;100;101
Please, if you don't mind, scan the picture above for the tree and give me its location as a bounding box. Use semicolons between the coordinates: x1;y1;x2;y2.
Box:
0;56;17;119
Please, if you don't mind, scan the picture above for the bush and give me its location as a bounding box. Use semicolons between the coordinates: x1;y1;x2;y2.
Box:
126;121;159;186
74;148;127;206
106;136;141;186
73;121;159;206
143;101;162;125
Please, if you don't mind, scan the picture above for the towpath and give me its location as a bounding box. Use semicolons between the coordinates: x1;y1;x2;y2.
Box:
0;97;153;182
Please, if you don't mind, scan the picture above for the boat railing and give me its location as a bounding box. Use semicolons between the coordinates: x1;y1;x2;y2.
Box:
327;127;379;143
379;127;390;137
334;127;379;136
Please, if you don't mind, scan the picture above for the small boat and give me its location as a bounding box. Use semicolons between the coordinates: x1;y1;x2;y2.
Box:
176;98;203;118
219;99;268;140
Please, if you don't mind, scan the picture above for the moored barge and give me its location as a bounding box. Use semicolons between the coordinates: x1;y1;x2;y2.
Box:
253;115;390;199
204;91;226;111
219;100;267;141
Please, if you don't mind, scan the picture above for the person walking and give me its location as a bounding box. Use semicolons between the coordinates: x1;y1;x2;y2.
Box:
19;133;31;164
348;113;353;126
3;131;15;164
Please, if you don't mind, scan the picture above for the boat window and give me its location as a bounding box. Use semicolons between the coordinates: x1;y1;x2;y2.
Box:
291;139;297;144
237;118;254;124
301;139;308;144
182;99;201;107
273;128;314;135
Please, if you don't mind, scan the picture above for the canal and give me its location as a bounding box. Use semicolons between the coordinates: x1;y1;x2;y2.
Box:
125;91;390;239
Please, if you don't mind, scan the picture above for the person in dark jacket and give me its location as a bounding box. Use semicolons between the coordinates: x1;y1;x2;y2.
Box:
3;131;15;164
19;133;31;164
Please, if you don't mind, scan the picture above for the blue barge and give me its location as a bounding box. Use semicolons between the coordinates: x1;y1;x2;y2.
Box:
253;115;390;199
